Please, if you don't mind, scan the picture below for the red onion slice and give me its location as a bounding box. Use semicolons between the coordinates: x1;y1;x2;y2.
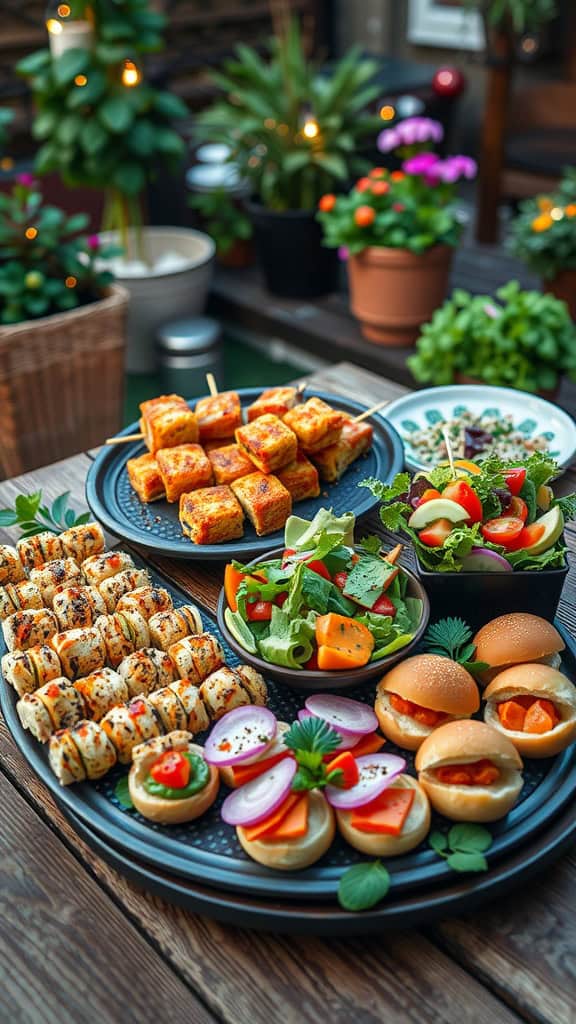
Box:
221;757;297;826
305;694;378;736
204;706;277;766
325;753;406;809
297;708;362;750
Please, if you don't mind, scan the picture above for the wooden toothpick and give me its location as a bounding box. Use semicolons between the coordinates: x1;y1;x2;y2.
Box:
106;432;144;444
353;399;389;423
206;373;219;397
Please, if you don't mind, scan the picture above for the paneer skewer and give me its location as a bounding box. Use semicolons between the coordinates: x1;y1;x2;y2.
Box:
311;416;374;483
139;394;199;454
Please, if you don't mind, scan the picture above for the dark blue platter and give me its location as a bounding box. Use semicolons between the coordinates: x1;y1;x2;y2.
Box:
85;387;404;560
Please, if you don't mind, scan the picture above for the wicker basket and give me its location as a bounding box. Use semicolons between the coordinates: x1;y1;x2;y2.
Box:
0;285;128;478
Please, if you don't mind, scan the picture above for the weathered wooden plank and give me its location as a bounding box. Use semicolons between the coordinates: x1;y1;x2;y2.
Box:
0;766;214;1024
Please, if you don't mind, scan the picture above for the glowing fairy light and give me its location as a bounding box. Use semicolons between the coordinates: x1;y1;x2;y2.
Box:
74;74;88;86
121;60;141;87
379;104;395;121
25;227;38;240
302;117;319;140
65;276;77;288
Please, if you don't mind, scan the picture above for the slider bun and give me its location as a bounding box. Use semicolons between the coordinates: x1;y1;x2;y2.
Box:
129;740;219;824
236;790;335;871
336;775;430;856
219;722;290;788
484;663;576;758
474;614;565;684
375;655;479;751
415;720;523;822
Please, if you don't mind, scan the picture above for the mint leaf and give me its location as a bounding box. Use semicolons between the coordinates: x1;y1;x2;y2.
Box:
0;510;18;526
448;823;493;854
446;851;488;873
15;492;42;521
338;860;391;912
429;830;448;855
51;492;70;526
361;473;410;502
114;775;134;810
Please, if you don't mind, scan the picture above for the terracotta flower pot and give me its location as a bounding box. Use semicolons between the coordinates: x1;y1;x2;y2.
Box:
544;271;576;320
347;245;453;346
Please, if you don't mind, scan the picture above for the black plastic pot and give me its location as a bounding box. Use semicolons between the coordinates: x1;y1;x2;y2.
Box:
246;200;339;299
417;554;569;631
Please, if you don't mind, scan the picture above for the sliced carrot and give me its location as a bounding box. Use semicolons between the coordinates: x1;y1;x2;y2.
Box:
385;544;403;565
436;759;500;786
350;788;415;835
224;564;244;613
389;692;445;727
348;733;386;758
524;699;558;734
498;699;527;732
263;794;309;841
325;751;360;789
242;793;300;842
317;645;370;671
231;751;291;787
473;763;500;785
315;614;374;670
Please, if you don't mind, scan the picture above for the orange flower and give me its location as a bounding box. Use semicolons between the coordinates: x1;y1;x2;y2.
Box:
354;205;376;227
532;213;553;232
565;204;576;217
537;196;553;213
390;171;405;182
318;194;336;212
369;167;387;178
356;177;371;192
371;180;390;196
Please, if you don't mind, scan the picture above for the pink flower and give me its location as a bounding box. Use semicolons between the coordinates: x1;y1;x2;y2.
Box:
378;117;444;153
337;246;349;262
402;152;440;177
392;203;405;213
484;302;500;319
428;155;477;184
87;234;101;250
16;172;35;187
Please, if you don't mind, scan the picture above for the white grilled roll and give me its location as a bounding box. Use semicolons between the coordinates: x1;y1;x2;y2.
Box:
1;644;62;697
59;522;105;563
74;667;129;722
2;607;58;652
199;666;252;721
49;728;87;785
0;580;43;620
168;633;224;684
129;735;219;825
148;686;188;733
94;611;149;668
18;532;64;572
67;719;117;779
118;608;150;649
117;648;176;698
82;551;135;587
168;679;210;733
235;665;268;706
98;568;151;612
116;586;173;621
51;626;107;681
17;678;85;742
52;584;107;631
148;604;203;651
30;558;82;606
0;544;27;585
101;697;161;763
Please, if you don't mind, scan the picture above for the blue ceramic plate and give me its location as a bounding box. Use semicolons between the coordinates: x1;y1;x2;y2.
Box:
381;385;576;475
86;387;404;560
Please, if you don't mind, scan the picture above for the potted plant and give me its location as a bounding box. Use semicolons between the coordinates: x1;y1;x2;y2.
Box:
0;173;128;476
197;20;381;298
507;169;576;319
317;118;476;345
189;187;254;268
17;0;215;373
407;281;576;395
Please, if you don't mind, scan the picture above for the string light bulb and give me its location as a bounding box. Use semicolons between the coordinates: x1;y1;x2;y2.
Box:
74;74;87;87
65;276;77;289
379;104;395;121
121;60;141;87
302;117;319;140
25;227;38;240
550;207;564;221
45;1;93;53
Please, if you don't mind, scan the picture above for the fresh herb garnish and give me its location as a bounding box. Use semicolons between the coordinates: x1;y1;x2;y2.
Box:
338;860;391;911
284;717;343;791
0;490;90;537
360;475;412;532
553;494;576;521
357;534;383;555
429;824;493;873
114;775;134;810
424;617;489;674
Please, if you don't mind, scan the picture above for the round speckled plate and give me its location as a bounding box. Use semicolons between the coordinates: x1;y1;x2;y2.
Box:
2;563;576;909
381;385;576;475
86;388;404;560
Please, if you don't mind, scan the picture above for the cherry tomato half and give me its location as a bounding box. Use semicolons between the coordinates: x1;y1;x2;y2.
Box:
246;600;273;621
333;571;348;590
509;496;528;523
419;518;454;547
275;592;288;607
442;480;483;523
506;522;545;551
305;559;332;581
150;751;190;789
372;594;396;617
481;516;524;547
503;468;527;496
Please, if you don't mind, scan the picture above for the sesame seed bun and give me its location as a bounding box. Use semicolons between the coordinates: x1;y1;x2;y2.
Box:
483;663;576;758
335;775;430;857
236;790;335;871
473;614;565;684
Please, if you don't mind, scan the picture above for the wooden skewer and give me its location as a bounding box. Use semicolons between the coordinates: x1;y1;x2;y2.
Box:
296;380;307;396
106;432;144;445
206;372;219;397
353;399;389;423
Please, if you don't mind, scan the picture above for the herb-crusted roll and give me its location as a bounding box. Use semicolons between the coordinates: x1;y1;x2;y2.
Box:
49;728;87;785
98;568;151;612
51;626;107;681
148;686;188;733
95;611;150;668
148;604;203;651
168;633;224;684
0;580;43;620
82;551;136;587
74;667;129;722
2;608;58;652
199;666;253;721
0;545;27;585
52;584;107;631
68;719;117;779
101;697;161;763
17;678;85;742
18;532;65;572
1;644;62;697
30;558;82;606
235;665;268;706
117;648;176;698
59;522;105;563
168;679;210;733
116;586;173;621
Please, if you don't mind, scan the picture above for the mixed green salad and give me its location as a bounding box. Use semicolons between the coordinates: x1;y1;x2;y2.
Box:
362;452;576;573
223;510;424;670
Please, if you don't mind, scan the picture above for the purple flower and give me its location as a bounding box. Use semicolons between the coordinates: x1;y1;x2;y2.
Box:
87;234;100;250
337;246;349;262
16;172;35;187
378;117;444;153
402;152;440;177
428;155;477;184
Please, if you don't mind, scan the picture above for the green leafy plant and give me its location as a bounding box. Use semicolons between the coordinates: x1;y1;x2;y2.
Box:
284;716;343;791
407;281;576;393
0;174;119;325
338;860;391;911
467;0;557;33
189;188;252;255
507;169;576;280
17;0;187;249
424;618;489;674
196;20;381;211
0;490;90;537
429;824;493;873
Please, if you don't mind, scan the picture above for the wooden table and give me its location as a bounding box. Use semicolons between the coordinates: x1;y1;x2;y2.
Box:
1;362;574;1024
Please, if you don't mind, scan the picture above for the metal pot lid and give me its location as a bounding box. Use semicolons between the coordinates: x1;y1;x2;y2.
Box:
186;163;248;195
157;316;221;353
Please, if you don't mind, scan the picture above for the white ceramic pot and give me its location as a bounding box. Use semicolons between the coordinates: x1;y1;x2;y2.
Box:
100;227;215;373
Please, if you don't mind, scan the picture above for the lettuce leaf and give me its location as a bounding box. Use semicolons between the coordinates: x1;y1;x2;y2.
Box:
258;607;316;669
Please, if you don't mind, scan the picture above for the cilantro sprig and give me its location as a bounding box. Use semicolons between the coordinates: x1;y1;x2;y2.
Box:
338;860;391;911
424;617;489;675
284;717;344;791
429;824;493;873
0;490;90;538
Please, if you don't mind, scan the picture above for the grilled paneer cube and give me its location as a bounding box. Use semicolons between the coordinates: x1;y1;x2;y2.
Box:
0;581;43;620
148;604;203;651
82;551;135;587
203;436;235;452
30;557;82;606
1;644;62;697
139;394;199;453
74;667;129;722
179;486;244;545
283;397;345;453
231;472;292;536
117;648;176;697
276;451;320;502
310;417;373;482
168;633;224;684
246;386;299;422
51;626;107;681
156;444;213;503
52;585;107;631
0;544;27;585
59;522;105;564
2;608;58;652
18;532;65;572
98;568;151;613
196;391;242;442
207;443;256;486
235;414;297;474
127;452;166;503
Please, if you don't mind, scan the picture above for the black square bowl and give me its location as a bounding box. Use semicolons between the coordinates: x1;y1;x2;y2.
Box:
416;550;569;631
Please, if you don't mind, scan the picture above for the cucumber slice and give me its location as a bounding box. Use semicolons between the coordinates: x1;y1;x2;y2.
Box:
224;607;257;654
